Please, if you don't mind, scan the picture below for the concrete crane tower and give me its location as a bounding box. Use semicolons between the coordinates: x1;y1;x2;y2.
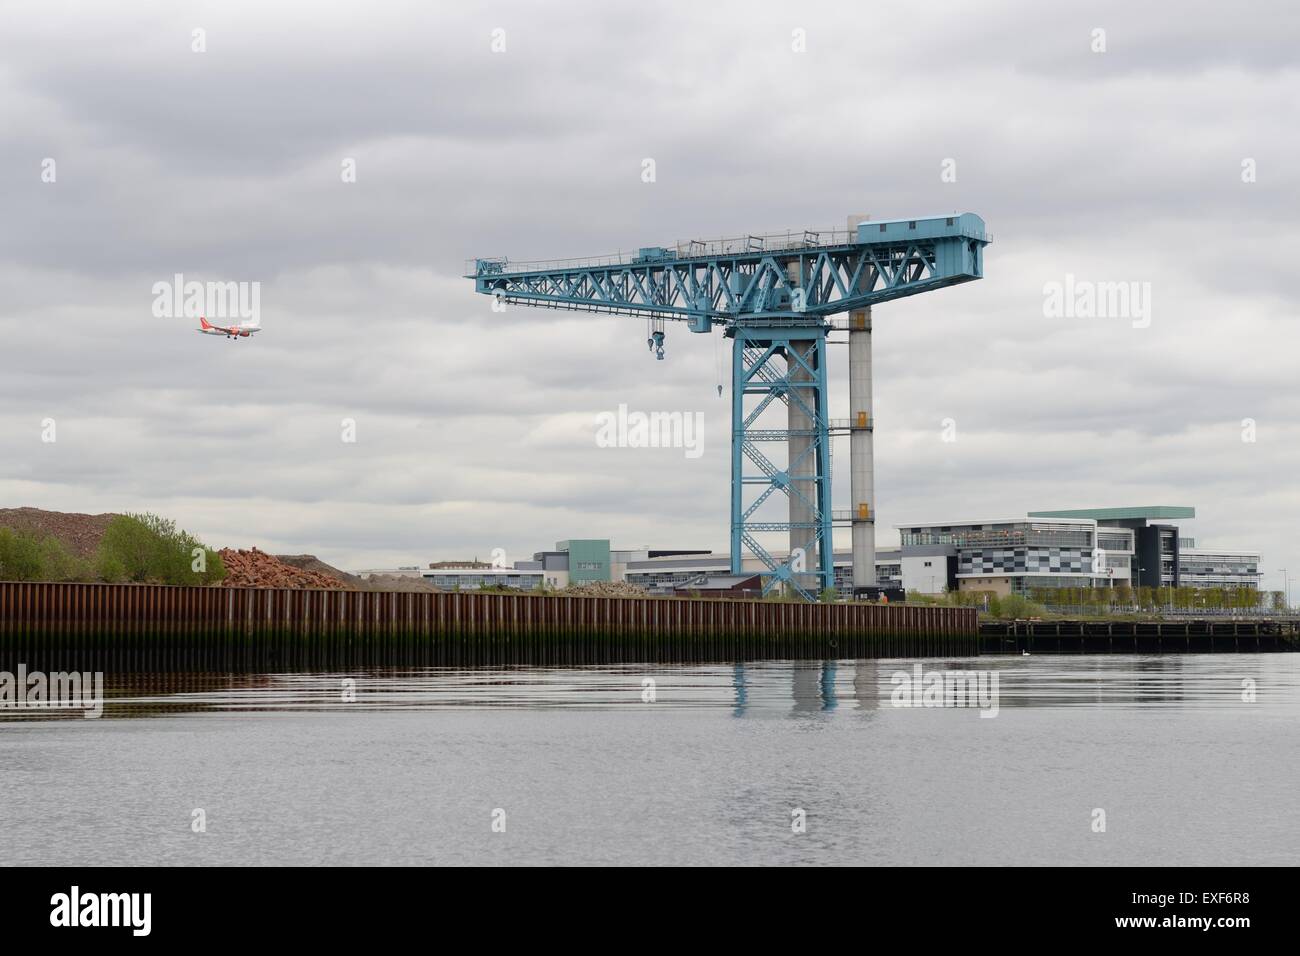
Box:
469;213;990;601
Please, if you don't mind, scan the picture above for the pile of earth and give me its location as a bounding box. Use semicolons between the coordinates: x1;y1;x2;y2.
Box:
218;548;351;590
277;555;442;592
0;507;116;558
1;506;444;593
275;554;365;588
562;581;648;598
356;574;443;592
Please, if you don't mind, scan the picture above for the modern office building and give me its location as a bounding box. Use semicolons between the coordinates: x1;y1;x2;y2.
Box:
357;506;1260;596
898;506;1259;596
897;516;1128;596
1027;507;1260;592
421;567;546;590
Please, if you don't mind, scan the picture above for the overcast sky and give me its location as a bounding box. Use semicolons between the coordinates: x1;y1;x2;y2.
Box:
2;0;1297;586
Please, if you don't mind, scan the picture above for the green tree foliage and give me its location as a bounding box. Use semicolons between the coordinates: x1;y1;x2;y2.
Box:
1029;583;1266;616
0;528;96;582
94;513;225;585
0;527;44;581
38;536;92;581
993;593;1048;620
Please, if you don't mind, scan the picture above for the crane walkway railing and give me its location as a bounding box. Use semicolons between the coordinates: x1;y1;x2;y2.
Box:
466;228;859;277
827;417;874;432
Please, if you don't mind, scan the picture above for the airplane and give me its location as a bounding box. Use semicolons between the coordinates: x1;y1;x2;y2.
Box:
197;316;262;340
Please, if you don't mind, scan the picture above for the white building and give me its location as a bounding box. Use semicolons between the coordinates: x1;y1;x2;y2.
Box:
355;506;1259;597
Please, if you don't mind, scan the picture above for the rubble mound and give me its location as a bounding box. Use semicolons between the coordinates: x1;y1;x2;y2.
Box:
0;507;116;558
219;548;352;590
275;554;366;589
275;558;442;593
561;581;649;598
358;573;443;592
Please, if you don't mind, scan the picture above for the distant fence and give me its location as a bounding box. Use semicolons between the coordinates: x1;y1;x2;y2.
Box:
0;582;977;671
1040;604;1282;618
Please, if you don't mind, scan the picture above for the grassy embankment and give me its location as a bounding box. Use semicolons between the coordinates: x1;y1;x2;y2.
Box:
905;587;1274;621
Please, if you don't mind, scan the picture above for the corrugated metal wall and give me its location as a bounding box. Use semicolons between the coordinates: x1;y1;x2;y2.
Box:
0;582;977;670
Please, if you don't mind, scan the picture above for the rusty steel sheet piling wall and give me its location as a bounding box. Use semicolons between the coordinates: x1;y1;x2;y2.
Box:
0;581;977;672
980;617;1300;654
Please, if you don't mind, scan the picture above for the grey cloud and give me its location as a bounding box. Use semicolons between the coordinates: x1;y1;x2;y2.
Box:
1;0;1297;579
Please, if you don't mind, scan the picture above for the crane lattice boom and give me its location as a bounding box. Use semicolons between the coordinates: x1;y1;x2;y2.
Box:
469;214;990;600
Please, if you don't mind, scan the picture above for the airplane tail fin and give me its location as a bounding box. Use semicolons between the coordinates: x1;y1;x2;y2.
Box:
199;316;213;330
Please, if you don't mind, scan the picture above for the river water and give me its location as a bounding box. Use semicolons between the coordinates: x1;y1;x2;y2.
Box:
1;654;1296;865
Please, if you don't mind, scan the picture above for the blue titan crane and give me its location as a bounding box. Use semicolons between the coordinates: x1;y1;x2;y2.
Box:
469;214;990;601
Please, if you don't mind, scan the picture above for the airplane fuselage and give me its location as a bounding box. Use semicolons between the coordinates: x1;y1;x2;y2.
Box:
197;317;260;340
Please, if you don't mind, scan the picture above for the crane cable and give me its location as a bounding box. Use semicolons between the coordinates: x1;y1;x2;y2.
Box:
715;331;725;397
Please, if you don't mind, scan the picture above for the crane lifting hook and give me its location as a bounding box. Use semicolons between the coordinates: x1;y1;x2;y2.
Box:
652;330;665;361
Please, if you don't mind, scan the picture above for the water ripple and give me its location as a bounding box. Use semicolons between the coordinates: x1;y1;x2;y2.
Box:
3;654;1294;719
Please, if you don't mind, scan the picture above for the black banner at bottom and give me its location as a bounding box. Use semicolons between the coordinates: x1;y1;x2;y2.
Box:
0;865;1287;942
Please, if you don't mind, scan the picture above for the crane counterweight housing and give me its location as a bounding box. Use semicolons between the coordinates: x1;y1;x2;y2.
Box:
468;212;990;600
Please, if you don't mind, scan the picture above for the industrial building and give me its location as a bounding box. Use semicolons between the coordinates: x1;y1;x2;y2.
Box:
621;549;903;595
356;505;1259;597
464;223;1261;606
471;213;993;601
1028;507;1260;592
898;506;1260;596
360;540;714;592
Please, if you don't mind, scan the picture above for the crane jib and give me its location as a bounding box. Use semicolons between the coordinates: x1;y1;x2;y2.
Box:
467;213;990;600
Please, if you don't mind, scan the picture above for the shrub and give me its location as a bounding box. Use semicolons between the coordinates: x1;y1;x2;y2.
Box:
0;528;96;582
0;527;44;581
95;513;225;586
992;592;1048;620
95;550;127;583
38;536;91;581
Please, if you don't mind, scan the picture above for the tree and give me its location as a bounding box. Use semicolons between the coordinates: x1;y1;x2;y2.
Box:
0;528;44;581
0;528;96;582
95;513;225;586
38;536;89;581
